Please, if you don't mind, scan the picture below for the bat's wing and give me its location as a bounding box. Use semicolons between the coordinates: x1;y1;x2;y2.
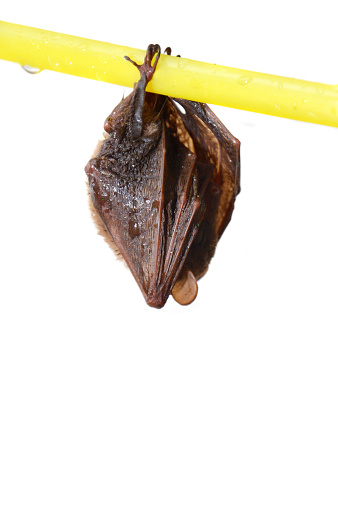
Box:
85;102;214;308
171;99;241;239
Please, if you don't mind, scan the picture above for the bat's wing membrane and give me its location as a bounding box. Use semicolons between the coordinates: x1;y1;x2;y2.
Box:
85;102;213;308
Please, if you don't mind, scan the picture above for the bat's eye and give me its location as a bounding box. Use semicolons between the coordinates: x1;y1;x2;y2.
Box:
171;270;198;306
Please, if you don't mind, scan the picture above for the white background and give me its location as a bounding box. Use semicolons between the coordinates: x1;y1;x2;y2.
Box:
1;3;337;507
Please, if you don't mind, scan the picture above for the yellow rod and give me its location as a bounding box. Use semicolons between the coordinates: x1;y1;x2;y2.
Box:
1;20;337;127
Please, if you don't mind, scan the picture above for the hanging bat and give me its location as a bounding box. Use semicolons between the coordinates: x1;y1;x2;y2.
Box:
85;44;240;308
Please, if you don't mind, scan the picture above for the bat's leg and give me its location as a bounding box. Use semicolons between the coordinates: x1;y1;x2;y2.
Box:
124;44;161;139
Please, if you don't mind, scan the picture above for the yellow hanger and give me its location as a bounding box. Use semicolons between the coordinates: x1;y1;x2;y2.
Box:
1;20;337;128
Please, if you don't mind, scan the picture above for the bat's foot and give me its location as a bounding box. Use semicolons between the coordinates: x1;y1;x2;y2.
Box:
164;47;181;58
124;44;161;84
124;44;161;139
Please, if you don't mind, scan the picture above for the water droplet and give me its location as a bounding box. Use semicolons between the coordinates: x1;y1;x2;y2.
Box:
96;70;107;80
47;55;61;68
292;102;297;110
177;61;185;69
278;81;284;88
238;75;253;86
128;220;141;239
22;65;41;74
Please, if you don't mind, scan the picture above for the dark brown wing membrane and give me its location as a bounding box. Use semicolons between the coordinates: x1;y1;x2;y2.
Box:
170;99;240;239
153;123;213;303
85;97;213;308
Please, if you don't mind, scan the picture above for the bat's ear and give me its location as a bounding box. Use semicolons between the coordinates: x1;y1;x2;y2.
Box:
172;270;198;306
124;44;161;140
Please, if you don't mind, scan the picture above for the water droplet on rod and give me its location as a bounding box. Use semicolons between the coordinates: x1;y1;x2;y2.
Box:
21;65;41;74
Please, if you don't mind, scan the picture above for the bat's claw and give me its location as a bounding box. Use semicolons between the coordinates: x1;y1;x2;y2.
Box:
125;44;161;84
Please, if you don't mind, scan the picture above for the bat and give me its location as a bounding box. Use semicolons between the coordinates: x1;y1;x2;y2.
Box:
85;44;240;308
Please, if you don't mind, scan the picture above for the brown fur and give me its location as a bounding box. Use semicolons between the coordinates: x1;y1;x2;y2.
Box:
86;185;123;260
86;132;124;262
90;131;109;159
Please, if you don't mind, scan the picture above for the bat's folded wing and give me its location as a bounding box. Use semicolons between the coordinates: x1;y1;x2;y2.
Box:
85;121;213;308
